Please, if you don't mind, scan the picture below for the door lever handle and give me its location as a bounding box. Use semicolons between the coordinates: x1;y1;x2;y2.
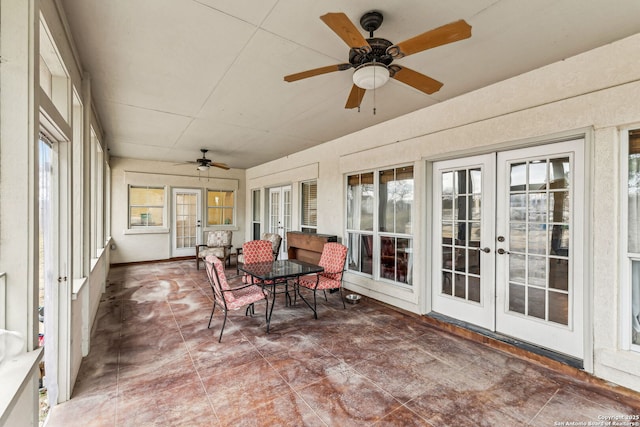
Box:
497;248;510;255
480;247;491;253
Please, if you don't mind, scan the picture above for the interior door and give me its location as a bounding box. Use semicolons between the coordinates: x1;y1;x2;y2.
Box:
268;186;291;259
495;140;584;359
172;188;201;257
432;154;496;330
431;139;585;359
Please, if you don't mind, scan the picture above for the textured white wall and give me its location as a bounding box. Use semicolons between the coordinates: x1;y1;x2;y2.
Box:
110;157;246;264
246;33;640;390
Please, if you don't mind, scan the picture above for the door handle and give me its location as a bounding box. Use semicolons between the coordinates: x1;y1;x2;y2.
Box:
497;248;510;255
473;247;491;253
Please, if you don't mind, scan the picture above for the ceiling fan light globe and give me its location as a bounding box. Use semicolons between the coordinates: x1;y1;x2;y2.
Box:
197;164;209;171
353;63;389;90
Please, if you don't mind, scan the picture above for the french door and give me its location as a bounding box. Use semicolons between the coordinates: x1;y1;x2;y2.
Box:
172;188;201;257
268;186;291;259
432;140;585;359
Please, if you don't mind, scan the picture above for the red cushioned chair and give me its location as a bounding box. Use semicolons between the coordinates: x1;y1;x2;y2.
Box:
296;242;348;319
204;255;267;342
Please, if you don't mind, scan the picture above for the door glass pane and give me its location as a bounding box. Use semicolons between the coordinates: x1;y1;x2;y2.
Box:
469;222;481;247
454;247;466;272
549;191;570;223
528;255;546;287
528;193;548;222
550;225;570;257
454;274;466;298
510;194;526;221
509;254;526;283
510;223;526;252
549;259;569;291
528;224;547;254
550;157;570;189
509;283;525;314
468;276;481;303
548;291;568;325
529;161;547;190
528;287;546;319
510;162;527;189
442;272;452;295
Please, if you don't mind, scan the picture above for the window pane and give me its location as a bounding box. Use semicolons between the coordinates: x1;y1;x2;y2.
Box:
347;173;374;231
207;190;235;226
301;181;317;227
129;186;164;227
252;190;260;221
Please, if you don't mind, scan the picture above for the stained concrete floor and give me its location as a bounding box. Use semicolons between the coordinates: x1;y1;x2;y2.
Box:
46;259;640;426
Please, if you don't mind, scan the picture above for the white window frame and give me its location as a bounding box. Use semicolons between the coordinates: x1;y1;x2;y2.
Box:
251;189;261;240
300;180;317;233
127;185;168;231
206;189;236;227
620;125;640;353
345;165;415;287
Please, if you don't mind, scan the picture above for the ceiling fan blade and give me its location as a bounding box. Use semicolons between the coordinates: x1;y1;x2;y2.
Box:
345;84;366;109
320;12;371;51
389;19;471;58
211;162;230;170
392;66;443;95
284;64;350;82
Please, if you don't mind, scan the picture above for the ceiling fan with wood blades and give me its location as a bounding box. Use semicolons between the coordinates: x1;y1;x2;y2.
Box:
284;11;471;109
188;149;230;171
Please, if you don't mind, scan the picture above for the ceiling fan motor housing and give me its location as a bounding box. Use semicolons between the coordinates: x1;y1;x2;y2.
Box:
349;38;393;67
360;10;383;35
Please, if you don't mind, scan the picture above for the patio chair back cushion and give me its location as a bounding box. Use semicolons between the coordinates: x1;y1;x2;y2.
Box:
207;230;232;247
242;240;274;264
261;233;282;259
241;240;274;284
318;242;348;282
206;255;235;303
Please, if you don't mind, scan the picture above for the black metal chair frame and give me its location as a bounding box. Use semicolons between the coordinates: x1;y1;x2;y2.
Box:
204;257;268;342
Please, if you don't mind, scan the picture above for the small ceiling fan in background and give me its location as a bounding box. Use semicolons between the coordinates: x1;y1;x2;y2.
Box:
186;149;230;171
284;11;472;109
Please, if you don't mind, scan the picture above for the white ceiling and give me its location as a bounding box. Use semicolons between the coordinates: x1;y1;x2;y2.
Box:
60;0;640;169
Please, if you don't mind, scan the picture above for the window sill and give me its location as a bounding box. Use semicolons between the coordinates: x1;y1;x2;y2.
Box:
124;227;170;235
71;277;88;300
598;348;640;377
0;348;44;426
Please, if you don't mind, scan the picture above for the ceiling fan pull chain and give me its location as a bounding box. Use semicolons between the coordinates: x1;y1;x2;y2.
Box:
373;61;377;115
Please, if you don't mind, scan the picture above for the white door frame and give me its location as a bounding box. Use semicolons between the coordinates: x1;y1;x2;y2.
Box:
172;188;202;257
429;139;586;359
268;186;291;259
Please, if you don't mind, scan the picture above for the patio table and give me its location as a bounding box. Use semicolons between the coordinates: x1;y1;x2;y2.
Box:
239;259;323;332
